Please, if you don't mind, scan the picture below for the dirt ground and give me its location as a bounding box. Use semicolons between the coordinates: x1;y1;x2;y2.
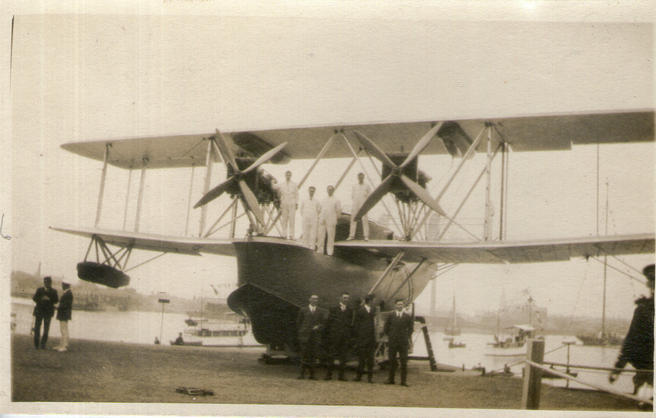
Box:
10;335;645;412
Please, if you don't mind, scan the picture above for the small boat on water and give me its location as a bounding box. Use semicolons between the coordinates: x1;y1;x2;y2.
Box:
485;324;537;357
174;317;262;347
448;340;466;349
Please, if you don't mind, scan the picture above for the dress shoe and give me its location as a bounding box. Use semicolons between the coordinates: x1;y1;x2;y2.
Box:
400;382;409;387
308;376;317;380
338;377;347;382
384;380;395;385
352;376;362;382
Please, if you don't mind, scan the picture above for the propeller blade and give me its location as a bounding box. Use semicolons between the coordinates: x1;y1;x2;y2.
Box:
354;175;394;221
214;130;239;172
242;142;288;175
194;177;236;208
353;131;397;169
400;122;442;168
400;174;447;217
238;179;265;226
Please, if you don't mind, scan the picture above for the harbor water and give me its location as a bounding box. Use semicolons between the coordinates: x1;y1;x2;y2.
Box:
12;297;637;394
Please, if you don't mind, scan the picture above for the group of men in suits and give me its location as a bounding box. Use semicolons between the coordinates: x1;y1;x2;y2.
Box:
295;293;414;386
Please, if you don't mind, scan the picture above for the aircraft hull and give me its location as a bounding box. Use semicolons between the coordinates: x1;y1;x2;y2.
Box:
227;239;435;351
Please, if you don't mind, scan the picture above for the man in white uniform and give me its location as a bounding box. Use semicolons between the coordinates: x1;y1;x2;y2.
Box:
317;185;342;256
348;172;371;241
300;186;321;249
274;170;298;239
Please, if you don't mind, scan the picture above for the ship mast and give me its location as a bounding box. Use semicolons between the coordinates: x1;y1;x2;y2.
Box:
601;181;609;339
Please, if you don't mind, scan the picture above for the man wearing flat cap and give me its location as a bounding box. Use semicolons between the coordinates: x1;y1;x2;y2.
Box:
54;282;73;352
609;264;654;394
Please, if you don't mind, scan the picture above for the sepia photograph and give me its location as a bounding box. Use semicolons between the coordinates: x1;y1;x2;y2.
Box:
3;1;654;416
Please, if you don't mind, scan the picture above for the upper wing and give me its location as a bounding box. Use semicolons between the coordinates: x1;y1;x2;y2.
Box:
61;110;653;169
51;226;237;257
336;233;655;264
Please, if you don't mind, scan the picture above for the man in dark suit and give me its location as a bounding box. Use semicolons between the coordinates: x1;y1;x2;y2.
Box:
609;264;654;395
296;294;328;379
324;292;354;381
54;281;73;352
383;299;413;386
32;276;59;349
353;294;377;383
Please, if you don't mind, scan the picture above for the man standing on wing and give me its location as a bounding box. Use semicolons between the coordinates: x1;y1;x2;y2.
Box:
296;294;328;380
300;186;321;249
347;172;371;241
274;170;298;239
383;299;413;387
317;185;341;256
353;294;377;383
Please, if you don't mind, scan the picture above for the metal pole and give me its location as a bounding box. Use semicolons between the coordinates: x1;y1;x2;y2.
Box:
499;142;506;240
229;197;239;239
601;181;609;339
135;158;148;232
94;143;110;227
297;134;336;188
484;125;493;241
122;168;132;230
159;302;165;344
199;138;214;237
368;251;405;296
596;143;600;236
566;342;571;388
184;164;196;236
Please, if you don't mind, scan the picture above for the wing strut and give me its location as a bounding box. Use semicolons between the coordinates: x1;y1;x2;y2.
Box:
368;251;405;296
389;257;426;301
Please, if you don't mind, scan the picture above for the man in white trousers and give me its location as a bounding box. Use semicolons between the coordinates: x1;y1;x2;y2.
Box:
317;185;342;256
301;186;321;249
274;170;298;239
347;172;371;241
54;281;73;352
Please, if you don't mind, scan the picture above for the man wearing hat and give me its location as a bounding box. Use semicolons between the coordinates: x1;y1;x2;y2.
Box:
54;281;73;352
609;264;654;394
32;276;58;349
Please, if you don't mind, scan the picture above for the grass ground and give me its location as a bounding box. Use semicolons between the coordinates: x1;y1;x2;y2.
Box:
10;334;645;411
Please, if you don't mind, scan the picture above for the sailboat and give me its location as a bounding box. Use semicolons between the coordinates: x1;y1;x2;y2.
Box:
444;294;461;336
576;182;623;347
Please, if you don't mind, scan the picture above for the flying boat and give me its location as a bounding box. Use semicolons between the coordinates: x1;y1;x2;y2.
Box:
52;110;655;356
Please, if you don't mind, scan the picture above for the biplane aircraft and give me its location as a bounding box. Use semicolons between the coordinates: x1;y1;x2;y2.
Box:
52;110;655;355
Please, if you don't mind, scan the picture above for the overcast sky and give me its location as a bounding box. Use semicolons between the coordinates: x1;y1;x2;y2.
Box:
6;8;654;320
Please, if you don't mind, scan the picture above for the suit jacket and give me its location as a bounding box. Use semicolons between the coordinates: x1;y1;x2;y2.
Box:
296;305;329;343
615;296;654;370
326;304;354;343
56;289;73;321
32;286;59;318
383;311;413;347
353;305;377;347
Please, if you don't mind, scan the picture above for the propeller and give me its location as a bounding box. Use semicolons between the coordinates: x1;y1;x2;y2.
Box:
353;123;446;221
194;130;287;229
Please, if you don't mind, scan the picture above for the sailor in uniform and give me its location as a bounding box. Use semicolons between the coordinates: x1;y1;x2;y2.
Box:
348;172;371;241
300;186;321;249
274;170;298;239
317;185;342;256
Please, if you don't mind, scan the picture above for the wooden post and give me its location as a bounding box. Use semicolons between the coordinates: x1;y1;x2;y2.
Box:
521;339;545;409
